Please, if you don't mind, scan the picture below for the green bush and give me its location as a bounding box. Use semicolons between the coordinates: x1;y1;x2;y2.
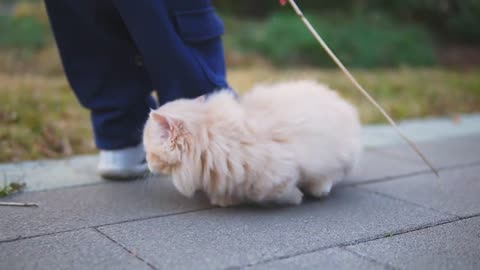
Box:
225;13;436;68
0;15;48;49
215;0;480;44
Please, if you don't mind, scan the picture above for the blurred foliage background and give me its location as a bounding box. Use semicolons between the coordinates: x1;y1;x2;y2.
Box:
2;0;480;70
1;0;480;162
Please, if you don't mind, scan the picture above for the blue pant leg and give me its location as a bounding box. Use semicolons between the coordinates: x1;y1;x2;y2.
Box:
112;0;231;105
44;0;156;150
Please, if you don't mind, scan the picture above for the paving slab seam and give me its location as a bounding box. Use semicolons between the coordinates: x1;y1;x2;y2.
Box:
22;179;120;193
346;170;430;187
95;206;217;229
339;246;398;270
340;214;480;268
344;160;480;188
368;145;479;165
354;187;462;218
0;227;84;244
0;207;216;244
234;216;459;269
368;148;423;163
341;213;480;249
92;227;159;270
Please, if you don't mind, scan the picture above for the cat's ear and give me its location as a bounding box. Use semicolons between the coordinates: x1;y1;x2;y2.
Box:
151;112;172;131
150;112;184;139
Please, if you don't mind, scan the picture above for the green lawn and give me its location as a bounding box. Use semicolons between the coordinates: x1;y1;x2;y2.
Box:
1;66;480;163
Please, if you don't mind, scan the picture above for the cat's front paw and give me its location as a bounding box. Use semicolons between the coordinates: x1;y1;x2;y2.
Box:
265;186;303;206
306;180;333;198
209;195;235;207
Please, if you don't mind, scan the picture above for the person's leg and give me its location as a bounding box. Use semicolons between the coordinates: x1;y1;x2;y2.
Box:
44;0;156;151
111;0;231;105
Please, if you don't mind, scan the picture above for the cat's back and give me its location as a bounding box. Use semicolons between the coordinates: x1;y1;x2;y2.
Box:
241;80;362;175
242;80;357;123
239;80;361;154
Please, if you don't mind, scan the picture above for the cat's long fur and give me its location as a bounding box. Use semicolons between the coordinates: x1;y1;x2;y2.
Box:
143;80;362;206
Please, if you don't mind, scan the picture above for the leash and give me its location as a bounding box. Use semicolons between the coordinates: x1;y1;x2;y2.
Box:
280;0;439;177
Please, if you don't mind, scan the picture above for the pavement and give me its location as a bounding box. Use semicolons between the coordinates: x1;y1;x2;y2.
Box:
1;114;480;270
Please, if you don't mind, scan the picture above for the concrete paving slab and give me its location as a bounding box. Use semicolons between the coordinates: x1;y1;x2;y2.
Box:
343;149;426;186
359;165;480;217
0;177;211;242
246;247;386;270
0;228;151;270
346;216;480;270
374;135;480;169
361;113;480;148
98;187;451;270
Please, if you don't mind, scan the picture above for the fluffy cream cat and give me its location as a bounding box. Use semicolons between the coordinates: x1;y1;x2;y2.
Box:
143;80;362;207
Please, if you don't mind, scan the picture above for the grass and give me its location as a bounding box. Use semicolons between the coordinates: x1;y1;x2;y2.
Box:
223;13;436;68
0;182;26;198
0;74;94;162
0;3;478;163
229;66;480;121
0;4;437;68
1;66;480;163
0;15;48;50
0;4;478;187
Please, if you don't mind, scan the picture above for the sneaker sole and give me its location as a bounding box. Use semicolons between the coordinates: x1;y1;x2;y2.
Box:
98;165;149;181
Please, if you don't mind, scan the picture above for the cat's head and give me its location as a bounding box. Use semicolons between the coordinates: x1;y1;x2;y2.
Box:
143;91;239;196
143;112;184;173
143;96;208;195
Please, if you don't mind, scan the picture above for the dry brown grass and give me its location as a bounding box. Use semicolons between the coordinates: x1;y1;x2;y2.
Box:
1;2;479;163
1;66;480;163
0;74;94;162
228;66;480;122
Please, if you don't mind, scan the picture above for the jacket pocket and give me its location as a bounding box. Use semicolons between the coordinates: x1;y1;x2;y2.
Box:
174;7;228;87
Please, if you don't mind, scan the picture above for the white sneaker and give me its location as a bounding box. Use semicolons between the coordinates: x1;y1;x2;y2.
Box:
98;144;148;180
